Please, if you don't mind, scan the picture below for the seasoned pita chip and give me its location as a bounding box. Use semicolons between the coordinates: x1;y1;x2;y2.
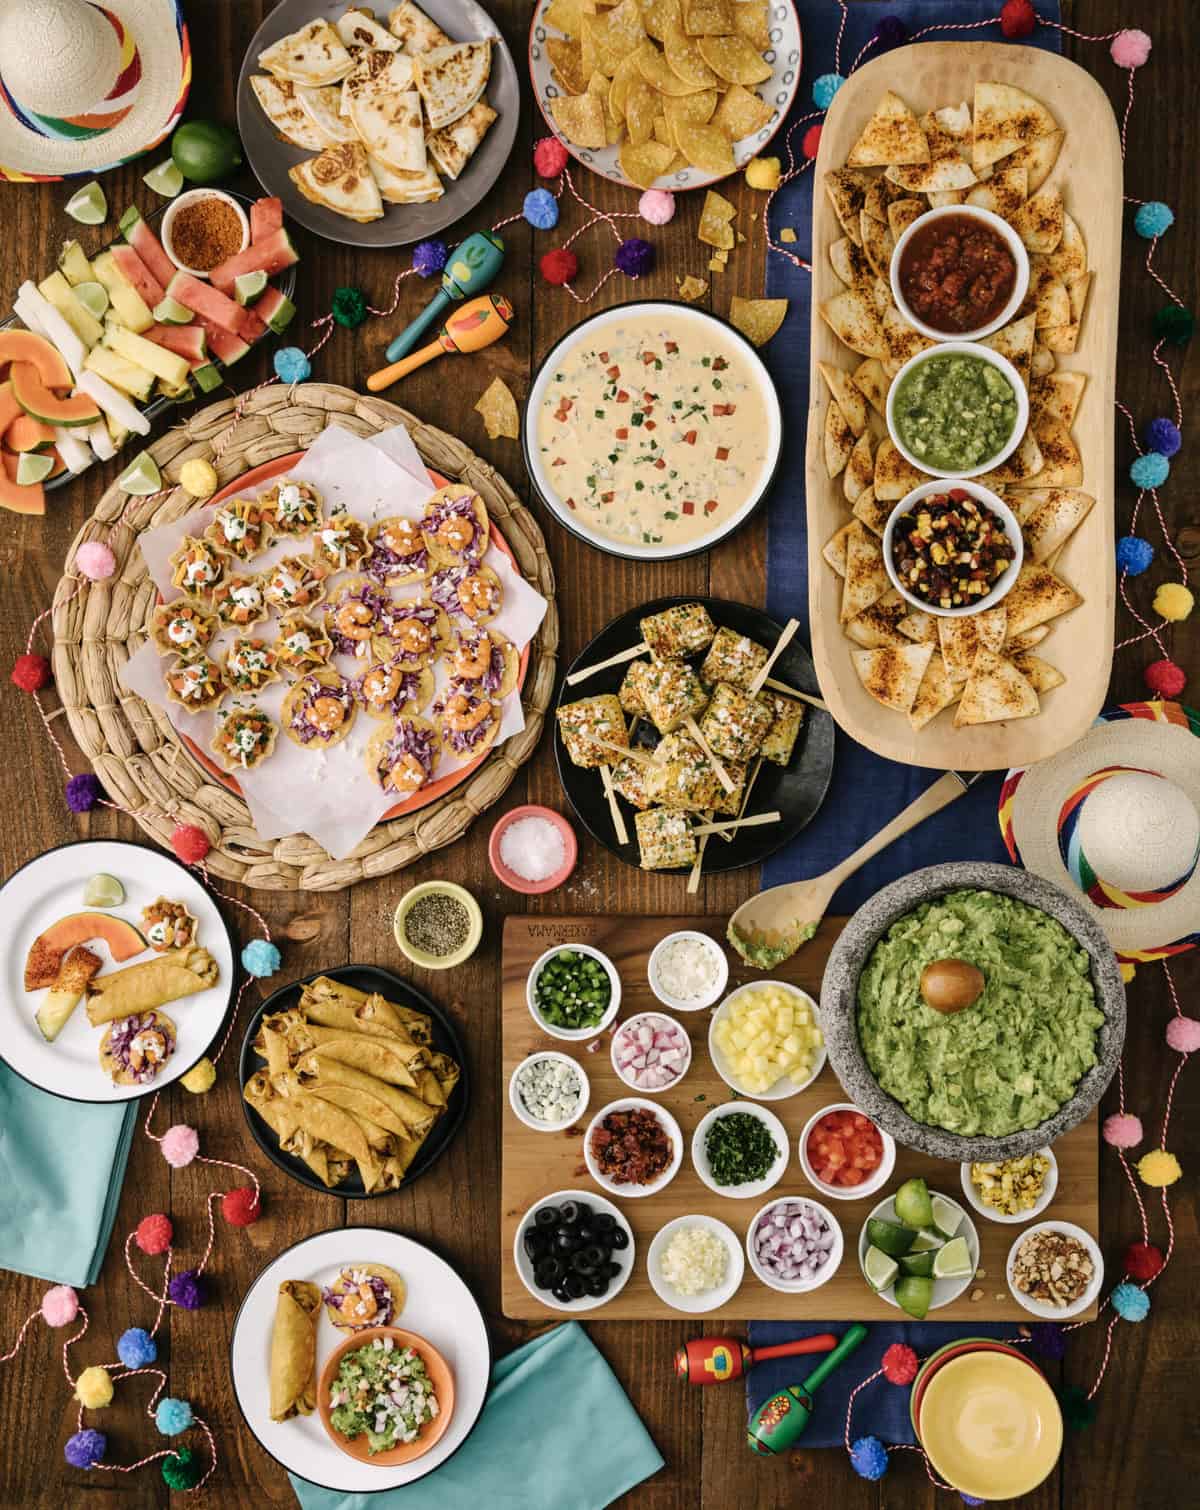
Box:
898;605;937;644
1005;624;1050;652
1011;652;1065;693
851;356;890;416
864;175;908;223
972;82;1059;173
824;170;874;246
976;424;1043;488
824;399;855;480
829;235;874;289
852;643;934;714
979;312;1035;388
852;484;892;537
730;297;788;347
1004;562;1082;638
1006;129;1064;194
697;34;772;85
887;197;925;241
841;521;890;622
845;593;911;649
818;289;886;360
710;83;773;140
551;91;607;148
817;361;868;437
1067;273;1090;323
873;436;925;500
881;305;935;366
954;647;1039;726
1025;258;1072;330
843;430;874;504
860;211;895;281
1031;343;1056;377
847;91;930;168
938;607;1006;684
1028;417;1083;486
1046;212;1086;283
927;188;968;207
475;376;520;440
965;165;1028;220
1010;187;1065;254
1030;372;1086;428
908;651;961;729
1039;322;1080;354
822;521;854;576
885;156;976;195
1019;488;1094;563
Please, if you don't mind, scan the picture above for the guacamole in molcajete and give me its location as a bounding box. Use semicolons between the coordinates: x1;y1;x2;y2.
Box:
856;889;1104;1137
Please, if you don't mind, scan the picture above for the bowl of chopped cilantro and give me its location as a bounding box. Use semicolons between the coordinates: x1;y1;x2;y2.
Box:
526;944;621;1041
318;1326;454;1466
692;1102;789;1200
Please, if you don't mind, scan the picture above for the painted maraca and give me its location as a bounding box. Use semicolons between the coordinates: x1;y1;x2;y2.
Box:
675;1333;837;1387
385;230;505;362
747;1324;868;1455
366;293;514;392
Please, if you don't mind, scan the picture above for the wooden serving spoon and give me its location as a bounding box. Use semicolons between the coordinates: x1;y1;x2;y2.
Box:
727;771;980;968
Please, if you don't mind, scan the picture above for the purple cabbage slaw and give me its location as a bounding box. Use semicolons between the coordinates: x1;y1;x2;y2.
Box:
435;685;498;756
322;1270;396;1328
426;565;466;614
107;1012;174;1085
377;718;437;785
289;675;354;744
365;527;429;584
424;492;484;560
328;581;390;656
354;661;425;716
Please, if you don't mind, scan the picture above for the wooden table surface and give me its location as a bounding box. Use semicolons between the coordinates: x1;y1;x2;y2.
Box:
0;3;1195;1506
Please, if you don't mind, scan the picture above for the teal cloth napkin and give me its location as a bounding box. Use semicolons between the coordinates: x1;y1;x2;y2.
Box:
0;1064;137;1288
290;1322;665;1510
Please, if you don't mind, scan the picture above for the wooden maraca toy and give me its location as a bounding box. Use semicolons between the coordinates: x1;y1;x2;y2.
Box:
675;1333;837;1387
385;230;506;362
747;1324;868;1456
367;293;514;392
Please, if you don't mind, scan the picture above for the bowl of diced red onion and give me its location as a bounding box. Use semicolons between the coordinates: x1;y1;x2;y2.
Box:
611;1013;692;1094
745;1197;844;1293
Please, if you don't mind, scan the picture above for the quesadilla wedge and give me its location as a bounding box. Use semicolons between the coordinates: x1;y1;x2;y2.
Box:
426;98;497;179
852;643;934;714
972;81;1059;173
294;84;359;145
289;141;384;222
368;153;444;203
388;0;451;52
336;9;401;53
250;75;327;149
259;20;354;87
954;647;1039;726
846;90;930;168
414;40;492;132
345;51;425;171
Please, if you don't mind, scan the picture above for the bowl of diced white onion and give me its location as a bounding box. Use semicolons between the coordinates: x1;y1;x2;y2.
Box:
509;1051;589;1133
611;1012;692;1094
648;1215;744;1314
709;981;826;1101
745;1197;844;1293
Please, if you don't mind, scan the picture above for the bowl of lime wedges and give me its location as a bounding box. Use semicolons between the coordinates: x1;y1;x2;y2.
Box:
858;1178;979;1318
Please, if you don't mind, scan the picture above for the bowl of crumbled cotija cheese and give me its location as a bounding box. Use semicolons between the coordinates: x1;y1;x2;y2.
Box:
961;1149;1058;1224
1007;1222;1103;1319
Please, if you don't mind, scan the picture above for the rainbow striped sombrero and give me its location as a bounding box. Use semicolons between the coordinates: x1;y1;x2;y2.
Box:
0;0;190;183
1000;701;1200;966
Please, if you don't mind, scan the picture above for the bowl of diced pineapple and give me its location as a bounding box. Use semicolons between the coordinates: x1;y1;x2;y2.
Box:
708;982;826;1101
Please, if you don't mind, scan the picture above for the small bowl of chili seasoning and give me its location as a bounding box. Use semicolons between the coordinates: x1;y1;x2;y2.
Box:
162;188;250;279
891;205;1028;343
393;882;483;970
882;478;1023;617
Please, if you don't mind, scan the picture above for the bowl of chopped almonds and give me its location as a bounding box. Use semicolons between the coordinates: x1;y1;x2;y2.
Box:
1006;1221;1104;1319
960;1149;1058;1225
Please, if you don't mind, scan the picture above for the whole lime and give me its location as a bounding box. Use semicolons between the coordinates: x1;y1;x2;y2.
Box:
171;120;242;184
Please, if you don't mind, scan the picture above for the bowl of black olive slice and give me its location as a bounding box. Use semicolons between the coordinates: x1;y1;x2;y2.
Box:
513;1189;635;1313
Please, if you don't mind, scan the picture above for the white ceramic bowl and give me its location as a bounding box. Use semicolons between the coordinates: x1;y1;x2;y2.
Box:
647;1215;745;1314
161;188;250;279
797;1102;897;1203
885;341;1030;481
526;943;621;1042
692;1101;789;1200
881;478;1024;618
745;1196;844;1294
647;930;730;1012
708;980;827;1101
960;1147;1059;1225
1006;1220;1104;1320
889;204;1030;343
583;1097;683;1199
508;1050;590;1134
512;1188;634;1314
858;1190;980;1312
611;1011;692;1094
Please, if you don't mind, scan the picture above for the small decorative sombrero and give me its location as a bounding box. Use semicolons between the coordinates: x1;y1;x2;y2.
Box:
0;0;190;183
1000;701;1200;966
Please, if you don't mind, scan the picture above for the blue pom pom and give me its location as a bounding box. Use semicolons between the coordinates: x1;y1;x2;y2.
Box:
64;1428;107;1469
273;346;311;384
1130;451;1170;488
872;16;908;50
850;1435;888;1480
1134;201;1174;239
242;939;282;979
523;188;559;231
813;73;845;110
117;1327;157;1369
960;1497;985;1507
1111;1281;1150;1322
1144;416;1182;457
156;1397;194;1437
412;239;448;277
1116;535;1155;575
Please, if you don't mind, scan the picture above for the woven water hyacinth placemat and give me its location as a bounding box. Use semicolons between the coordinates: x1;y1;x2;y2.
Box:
50;384;558;891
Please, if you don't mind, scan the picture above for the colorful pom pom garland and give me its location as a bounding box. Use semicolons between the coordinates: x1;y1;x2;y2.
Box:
11;652;50;692
75;541;115;581
637;188;674;225
615;238;654;278
1116;535;1155;575
170;824;210;864
1102;1112;1144;1148
135;1213;173;1255
241;938;282;978
42;1284;79;1327
1133;201;1173;239
1136;1148;1182;1187
117;1327;157;1369
161;1124;200;1169
849;1435;888;1480
880;1343;918;1385
411;239;447;277
812;73;844;109
999;0;1037;38
156;1397;195;1436
273;346;310;384
1111;1282;1151;1322
1123;1242;1165;1281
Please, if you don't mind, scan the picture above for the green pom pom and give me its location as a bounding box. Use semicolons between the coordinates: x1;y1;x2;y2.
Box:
1057;1383;1097;1432
161;1446;203;1491
1154;304;1194;346
331;286;369;329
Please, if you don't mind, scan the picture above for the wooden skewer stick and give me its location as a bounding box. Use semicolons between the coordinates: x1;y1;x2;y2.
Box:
720;755;763;844
764;676;829;712
687;807;715;894
691;810;782;838
594;737;652;765
565;642;647;686
598;763;628;846
747;617;800;697
684;714;737;794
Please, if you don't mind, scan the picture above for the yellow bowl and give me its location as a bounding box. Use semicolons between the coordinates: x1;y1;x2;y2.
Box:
393;882;483;970
918;1351;1063;1501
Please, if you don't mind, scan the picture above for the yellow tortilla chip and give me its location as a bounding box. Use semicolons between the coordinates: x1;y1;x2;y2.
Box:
550;91;607;148
873;436;925;500
843;429;874;504
674;120;735;174
681;0;734;35
851;356;890;416
972;81;1059;173
697;187;736;247
730;296;787;347
887;197;925;241
1006;129;1064;194
475;376;519;440
852;643;934;714
664;88;718;135
817;361;868;437
824;397;854;479
641;0;683;43
545;0;592;35
954;647;1039;726
587;71;624;144
841;521;890;622
619;137;676;187
710;82;772;140
1009;186;1064;254
966;165;1028;220
589;0;647;72
548;36;591;95
780;227;796;243
625;76;657;144
611;43;653;117
677;274;709;301
847;91;930;169
908;651;961;730
731;0;769;50
635;43;708;96
663;20;720;86
707;254;727;272
851;484;891;537
818;288;886;360
697;34;772;85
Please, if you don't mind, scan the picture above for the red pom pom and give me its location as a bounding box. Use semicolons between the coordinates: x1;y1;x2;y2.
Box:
221;1186;261;1227
534;136;569;178
171;824;210;864
1123;1241;1165;1282
881;1343;919;1385
540;248;579;286
135;1213;173;1255
802;124;823;159
1145;658;1186;697
1000;0;1036;38
11;653;51;692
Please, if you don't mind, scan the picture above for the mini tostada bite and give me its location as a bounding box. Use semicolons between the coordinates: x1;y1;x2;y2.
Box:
164;654;226;714
371;599;450;664
355;657;435;720
421;483;489;567
428;562;503;625
283;669;357;749
140;898;199;952
223;636;281;694
435;682;502;760
211;705;278;770
262;477;324;537
325;576;392;660
447;626;518;698
311;512;371;574
212;572;269;630
263;554;331;613
169;536;231;602
151;601;217;659
322;1263;407;1332
204;495;274;559
365;716;440;798
99;1009;177;1087
366;515;431;586
273;612;333;676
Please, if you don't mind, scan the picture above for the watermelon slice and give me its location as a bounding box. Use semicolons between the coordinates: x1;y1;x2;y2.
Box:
118;205;176;290
209;228;298;295
250;197;284;244
110;243;167;311
0;450;45;515
188;310;250;366
256;285;296;334
166;271;265;343
144;323;207;364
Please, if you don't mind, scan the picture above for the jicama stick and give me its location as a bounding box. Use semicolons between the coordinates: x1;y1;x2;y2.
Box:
691;810;782;838
747;618;800;697
598;764;628;845
684;714;736;794
720;756;763;844
688;808;715;894
764;676;829;711
565;642;647;686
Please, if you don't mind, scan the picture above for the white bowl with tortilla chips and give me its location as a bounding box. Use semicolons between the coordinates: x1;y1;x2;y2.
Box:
885;341;1030;482
889;204;1029;344
881;478;1023;619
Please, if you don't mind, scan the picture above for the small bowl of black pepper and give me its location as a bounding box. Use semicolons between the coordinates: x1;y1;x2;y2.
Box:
393;882;483;970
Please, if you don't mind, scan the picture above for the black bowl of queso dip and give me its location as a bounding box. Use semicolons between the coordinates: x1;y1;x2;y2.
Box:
886;342;1028;480
890;205;1028;342
523;301;783;562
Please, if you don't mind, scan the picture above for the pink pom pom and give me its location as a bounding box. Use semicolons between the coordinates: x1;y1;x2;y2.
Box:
135;1213;173;1255
1166;1016;1200;1054
161;1124;199;1168
41;1285;80;1327
533;136;569;178
75;542;116;581
1145;658;1186;697
1111;28;1151;68
1103;1112;1144;1149
881;1343;919;1385
638;189;675;226
171;824;210;864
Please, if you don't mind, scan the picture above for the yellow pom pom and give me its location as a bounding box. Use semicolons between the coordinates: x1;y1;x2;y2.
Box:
75;1365;114;1409
745;155;782;191
180;459;219;500
1153;582;1194;622
181;1056;216;1094
1137;1148;1182;1187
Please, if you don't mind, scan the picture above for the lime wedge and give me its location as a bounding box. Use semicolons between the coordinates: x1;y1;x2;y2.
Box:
865;1217;915;1258
83;873;125;908
932;1235;973;1280
895;1274;934;1320
894;1176;935;1230
117;451;162;495
234;270;268;306
65;180;107;225
143;158;184;198
910;1229;942;1252
931;1195;964;1240
898;1249;936;1278
74;280;110;319
153;296;193;325
863;1245;898;1293
16;451;54;484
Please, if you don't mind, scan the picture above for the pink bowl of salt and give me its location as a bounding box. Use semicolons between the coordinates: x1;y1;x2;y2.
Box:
488;805;578;894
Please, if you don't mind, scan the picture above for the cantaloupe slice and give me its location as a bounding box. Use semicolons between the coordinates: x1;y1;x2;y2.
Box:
24;911;146;990
5;413;55;452
0;328;72;389
10;362;101;427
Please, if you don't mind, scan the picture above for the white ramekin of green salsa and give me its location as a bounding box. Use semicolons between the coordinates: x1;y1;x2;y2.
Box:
882;479;1024;619
886;341;1029;480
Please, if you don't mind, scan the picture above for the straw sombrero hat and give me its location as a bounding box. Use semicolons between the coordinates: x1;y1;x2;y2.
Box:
1000;700;1200;966
0;0;190;182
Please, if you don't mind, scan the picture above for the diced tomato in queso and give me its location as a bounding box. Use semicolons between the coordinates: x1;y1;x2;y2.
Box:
806;1110;883;1188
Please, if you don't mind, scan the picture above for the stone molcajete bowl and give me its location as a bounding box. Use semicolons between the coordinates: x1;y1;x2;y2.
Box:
820;862;1126;1162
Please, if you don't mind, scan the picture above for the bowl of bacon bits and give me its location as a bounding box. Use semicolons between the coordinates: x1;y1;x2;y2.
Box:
584;1097;683;1199
883;480;1023;618
799;1103;896;1203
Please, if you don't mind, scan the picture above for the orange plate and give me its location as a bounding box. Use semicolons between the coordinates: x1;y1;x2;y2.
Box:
317;1325;456;1467
173;450;530;821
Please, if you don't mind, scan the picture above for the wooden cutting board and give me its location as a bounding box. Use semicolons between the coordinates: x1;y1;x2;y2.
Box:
501;914;1098;1321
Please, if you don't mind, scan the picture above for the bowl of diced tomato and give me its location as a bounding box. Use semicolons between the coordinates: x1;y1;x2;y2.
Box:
798;1103;895;1202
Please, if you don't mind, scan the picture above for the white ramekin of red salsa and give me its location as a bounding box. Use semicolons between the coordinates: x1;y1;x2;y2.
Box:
798;1103;896;1202
890;204;1029;343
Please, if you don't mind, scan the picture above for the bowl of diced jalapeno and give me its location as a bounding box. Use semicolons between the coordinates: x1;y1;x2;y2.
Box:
526;945;622;1041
